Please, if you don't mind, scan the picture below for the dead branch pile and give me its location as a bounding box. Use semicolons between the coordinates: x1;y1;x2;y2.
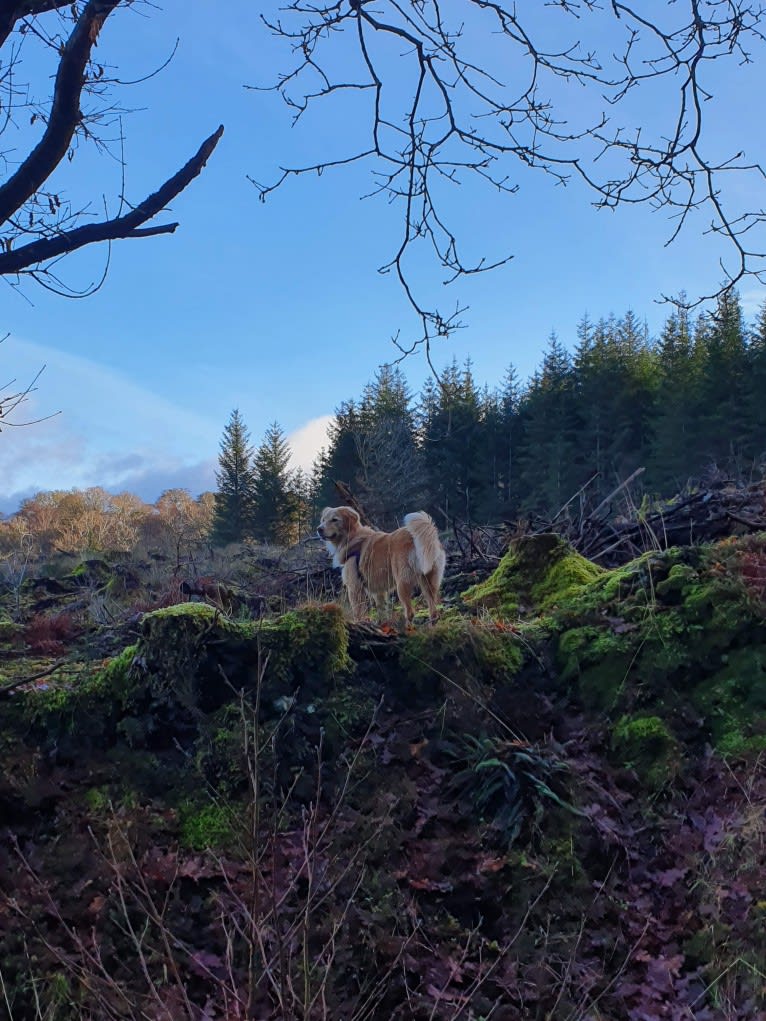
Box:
542;475;766;567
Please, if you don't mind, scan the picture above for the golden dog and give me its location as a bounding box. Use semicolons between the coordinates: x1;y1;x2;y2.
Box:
317;506;446;626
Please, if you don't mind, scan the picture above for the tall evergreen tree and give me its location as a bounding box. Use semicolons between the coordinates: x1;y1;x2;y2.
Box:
695;288;749;471
252;421;296;544
212;409;257;545
354;365;423;526
649;303;699;492
498;365;523;516
746;300;766;465
419;359;486;523
517;334;579;514
315;401;363;509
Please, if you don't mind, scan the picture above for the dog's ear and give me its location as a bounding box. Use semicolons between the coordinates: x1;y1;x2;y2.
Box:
339;506;360;528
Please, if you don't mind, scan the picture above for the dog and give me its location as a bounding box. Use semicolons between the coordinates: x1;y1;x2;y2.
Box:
317;506;446;626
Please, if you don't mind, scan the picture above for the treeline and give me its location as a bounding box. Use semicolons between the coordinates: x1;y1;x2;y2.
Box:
0;488;214;562
6;288;766;555
310;288;766;529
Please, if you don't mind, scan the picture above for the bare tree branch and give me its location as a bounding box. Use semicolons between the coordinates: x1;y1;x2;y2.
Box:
0;0;73;48
0;0;223;285
0;1;122;225
257;0;766;353
0;123;224;274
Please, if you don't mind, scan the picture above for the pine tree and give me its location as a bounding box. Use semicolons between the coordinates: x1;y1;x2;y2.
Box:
517;334;579;514
212;409;257;545
695;288;749;472
314;401;363;509
419;359;486;524
746;300;766;465
289;467;312;541
649;303;699;492
354;365;423;526
252;421;296;544
498;365;523;516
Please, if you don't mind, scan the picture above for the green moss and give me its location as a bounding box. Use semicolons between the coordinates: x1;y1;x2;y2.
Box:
84;785;111;813
611;714;680;789
691;645;766;755
550;538;766;727
557;625;635;710
0;617;21;641
400;618;523;691
250;603;351;691
463;533;604;617
21;644;139;746
178;800;238;851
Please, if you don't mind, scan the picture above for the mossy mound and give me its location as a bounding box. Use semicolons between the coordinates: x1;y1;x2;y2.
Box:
462;533;605;617
611;714;681;790
399;617;523;692
19;644;139;753
14;602;352;756
553;536;766;754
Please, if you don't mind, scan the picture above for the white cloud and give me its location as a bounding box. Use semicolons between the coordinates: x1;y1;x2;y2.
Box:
740;289;765;319
0;337;336;514
0;336;220;512
287;414;334;473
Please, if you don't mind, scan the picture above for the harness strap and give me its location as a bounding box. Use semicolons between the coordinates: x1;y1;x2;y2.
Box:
344;538;365;576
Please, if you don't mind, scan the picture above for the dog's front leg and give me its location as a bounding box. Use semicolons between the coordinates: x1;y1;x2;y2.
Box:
342;562;368;621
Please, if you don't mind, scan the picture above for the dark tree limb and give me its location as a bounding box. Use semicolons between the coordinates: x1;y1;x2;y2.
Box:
0;0;73;48
0;124;224;274
0;0;123;226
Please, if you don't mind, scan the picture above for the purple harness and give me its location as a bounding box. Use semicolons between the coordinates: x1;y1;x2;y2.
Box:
345;539;365;575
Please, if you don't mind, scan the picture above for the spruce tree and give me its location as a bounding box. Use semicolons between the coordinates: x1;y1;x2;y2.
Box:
695;289;749;472
252;421;296;544
212;409;257;545
517;334;579;514
498;365;523;516
649;304;699;492
355;365;423;526
419;359;486;524
315;401;363;508
746;300;766;465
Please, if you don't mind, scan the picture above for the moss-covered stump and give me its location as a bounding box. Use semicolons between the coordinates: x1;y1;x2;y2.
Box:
10;603;352;757
136;600;351;712
463;532;605;617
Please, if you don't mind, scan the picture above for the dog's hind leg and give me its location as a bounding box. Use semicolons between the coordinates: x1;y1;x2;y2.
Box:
396;580;416;629
420;569;441;624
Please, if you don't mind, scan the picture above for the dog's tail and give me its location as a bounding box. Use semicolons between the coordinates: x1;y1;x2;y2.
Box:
404;512;446;585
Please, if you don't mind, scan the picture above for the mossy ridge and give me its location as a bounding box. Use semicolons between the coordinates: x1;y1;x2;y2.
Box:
245;602;351;692
552;536;766;751
462;533;605;618
399;617;524;693
0;616;21;642
14;603;352;756
17;643;139;751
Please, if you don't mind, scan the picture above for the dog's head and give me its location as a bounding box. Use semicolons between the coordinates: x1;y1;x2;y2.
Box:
317;506;360;545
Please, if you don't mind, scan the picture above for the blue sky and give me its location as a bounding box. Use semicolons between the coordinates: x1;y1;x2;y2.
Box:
2;1;766;513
